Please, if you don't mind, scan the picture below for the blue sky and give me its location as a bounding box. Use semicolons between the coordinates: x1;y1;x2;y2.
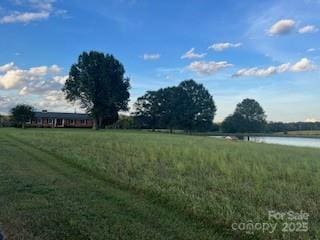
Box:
0;0;319;122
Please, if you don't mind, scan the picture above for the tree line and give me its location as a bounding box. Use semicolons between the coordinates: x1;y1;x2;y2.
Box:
266;121;320;133
3;51;319;133
133;80;216;132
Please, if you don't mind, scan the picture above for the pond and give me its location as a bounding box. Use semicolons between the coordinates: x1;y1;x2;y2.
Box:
247;136;320;148
212;136;320;148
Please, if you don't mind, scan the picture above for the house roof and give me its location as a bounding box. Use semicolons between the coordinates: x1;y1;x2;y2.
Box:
34;112;92;120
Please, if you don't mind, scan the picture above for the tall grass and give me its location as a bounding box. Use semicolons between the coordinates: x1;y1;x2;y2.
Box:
5;128;320;239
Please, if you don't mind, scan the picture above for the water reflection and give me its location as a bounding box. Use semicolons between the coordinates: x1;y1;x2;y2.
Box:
212;136;320;148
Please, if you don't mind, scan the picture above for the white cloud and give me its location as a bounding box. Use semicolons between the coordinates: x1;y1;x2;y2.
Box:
142;53;160;60
187;60;233;75
19;86;29;96
0;62;64;90
268;19;295;36
0;11;49;24
305;117;319;123
233;58;315;77
0;96;17;114
37;90;72;109
290;58;315;72
29;64;61;76
29;0;55;11
307;48;317;52
298;25;319;34
0;62;16;73
208;42;242;52
181;48;206;59
0;69;25;89
0;0;65;24
0;91;78;114
0;61;76;114
53;75;68;85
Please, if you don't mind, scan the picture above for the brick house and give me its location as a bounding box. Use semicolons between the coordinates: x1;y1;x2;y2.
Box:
28;111;94;128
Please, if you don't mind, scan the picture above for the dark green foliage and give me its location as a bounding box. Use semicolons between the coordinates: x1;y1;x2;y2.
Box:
267;121;320;132
0;115;13;127
134;79;216;132
107;115;137;129
133;91;162;131
221;98;266;133
157;86;186;132
63;51;130;129
10;104;34;129
221;113;247;133
178;80;216;132
211;122;220;132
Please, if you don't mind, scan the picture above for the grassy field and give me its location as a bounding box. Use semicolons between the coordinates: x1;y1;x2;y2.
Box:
0;128;320;239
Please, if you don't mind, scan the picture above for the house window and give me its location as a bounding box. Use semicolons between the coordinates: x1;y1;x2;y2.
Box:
80;120;85;124
48;119;53;124
70;120;74;124
36;119;42;124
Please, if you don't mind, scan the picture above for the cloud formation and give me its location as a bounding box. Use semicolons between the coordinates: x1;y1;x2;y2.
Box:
0;96;17;114
0;0;66;24
0;62;75;113
181;48;206;59
0;91;76;114
233;58;314;77
307;48;320;52
208;42;242;52
187;60;232;75
0;62;16;73
0;62;65;91
37;90;75;110
142;53;160;60
268;19;295;36
0;11;49;24
305;117;319;123
298;25;319;34
290;58;315;72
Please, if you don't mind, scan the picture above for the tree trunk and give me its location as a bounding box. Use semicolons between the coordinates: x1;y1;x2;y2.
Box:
93;118;98;130
98;116;103;129
22;122;25;129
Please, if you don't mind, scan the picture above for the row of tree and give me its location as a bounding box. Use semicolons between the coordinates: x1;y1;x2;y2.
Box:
61;51;268;132
266;121;320;133
133;80;217;132
3;51;319;133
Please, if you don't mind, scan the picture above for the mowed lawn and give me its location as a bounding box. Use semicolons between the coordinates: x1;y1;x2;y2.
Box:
0;128;320;239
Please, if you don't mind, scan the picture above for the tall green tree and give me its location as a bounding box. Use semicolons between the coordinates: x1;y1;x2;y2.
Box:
221;98;267;133
10;104;34;129
133;91;162;131
178;80;216;132
63;51;130;129
157;86;185;133
234;98;267;132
